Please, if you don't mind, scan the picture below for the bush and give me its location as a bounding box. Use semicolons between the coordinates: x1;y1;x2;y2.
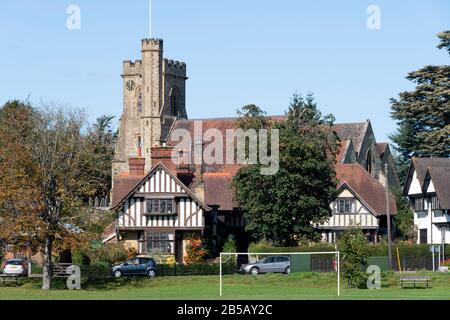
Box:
73;242;133;266
157;263;235;276
222;239;238;265
442;259;450;267
337;228;369;288
249;239;335;253
184;239;208;265
147;249;176;265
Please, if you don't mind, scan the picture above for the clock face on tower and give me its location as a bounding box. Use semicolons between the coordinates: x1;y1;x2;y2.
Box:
125;80;136;91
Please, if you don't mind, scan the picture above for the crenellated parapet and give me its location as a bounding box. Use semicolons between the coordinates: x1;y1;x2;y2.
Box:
141;38;163;52
123;60;142;76
164;58;187;77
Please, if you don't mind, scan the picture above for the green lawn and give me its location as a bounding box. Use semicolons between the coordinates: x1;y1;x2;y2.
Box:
0;272;449;300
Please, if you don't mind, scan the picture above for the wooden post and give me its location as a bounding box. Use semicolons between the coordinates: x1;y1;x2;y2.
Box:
385;164;393;270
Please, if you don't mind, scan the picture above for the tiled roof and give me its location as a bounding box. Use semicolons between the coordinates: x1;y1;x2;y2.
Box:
335;164;397;216
336;140;350;163
412;157;450;185
332;121;369;154
111;174;143;208
112;117;390;215
426;166;450;209
376;143;388;157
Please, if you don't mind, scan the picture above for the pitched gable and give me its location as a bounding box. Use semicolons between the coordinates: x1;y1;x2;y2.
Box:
113;162;209;211
425;167;450;209
335;164;396;216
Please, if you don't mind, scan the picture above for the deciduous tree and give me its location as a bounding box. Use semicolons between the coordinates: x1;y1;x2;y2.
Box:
232;94;339;246
0;100;115;289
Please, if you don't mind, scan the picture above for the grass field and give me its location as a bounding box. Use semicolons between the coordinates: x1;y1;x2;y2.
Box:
0;272;449;300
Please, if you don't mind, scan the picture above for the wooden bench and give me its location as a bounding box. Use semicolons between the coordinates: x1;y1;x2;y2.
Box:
0;274;19;287
400;276;431;288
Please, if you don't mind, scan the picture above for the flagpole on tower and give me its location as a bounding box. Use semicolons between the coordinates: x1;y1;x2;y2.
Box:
149;0;152;38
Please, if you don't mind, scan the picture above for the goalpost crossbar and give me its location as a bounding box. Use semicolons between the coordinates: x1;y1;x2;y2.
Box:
219;251;340;297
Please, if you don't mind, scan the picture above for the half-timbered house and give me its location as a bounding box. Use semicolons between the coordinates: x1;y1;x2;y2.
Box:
109;160;211;262
404;157;450;244
318;164;396;243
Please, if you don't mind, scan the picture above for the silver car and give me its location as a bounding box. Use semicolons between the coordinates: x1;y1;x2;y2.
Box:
240;256;290;275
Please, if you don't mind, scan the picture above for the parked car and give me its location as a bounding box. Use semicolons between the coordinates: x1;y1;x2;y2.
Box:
111;257;157;278
240;256;290;275
2;258;28;276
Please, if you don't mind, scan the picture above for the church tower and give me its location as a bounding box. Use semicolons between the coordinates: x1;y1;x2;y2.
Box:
112;39;188;180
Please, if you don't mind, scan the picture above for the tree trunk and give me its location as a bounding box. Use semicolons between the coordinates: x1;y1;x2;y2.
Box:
42;235;53;290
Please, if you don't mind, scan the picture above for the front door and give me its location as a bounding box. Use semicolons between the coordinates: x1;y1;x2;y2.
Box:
420;229;428;244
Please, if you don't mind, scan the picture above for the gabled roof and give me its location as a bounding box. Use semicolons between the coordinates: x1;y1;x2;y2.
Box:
376;143;388;158
111;162;210;211
332;121;369;154
412;157;450;184
423;167;450;209
336;182;378;217
404;157;450;195
336;139;356;163
335;164;396;216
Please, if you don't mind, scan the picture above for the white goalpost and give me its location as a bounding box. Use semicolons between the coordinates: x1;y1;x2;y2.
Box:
219;251;340;297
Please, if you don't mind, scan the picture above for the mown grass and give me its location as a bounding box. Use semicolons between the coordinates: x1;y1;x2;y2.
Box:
0;271;449;300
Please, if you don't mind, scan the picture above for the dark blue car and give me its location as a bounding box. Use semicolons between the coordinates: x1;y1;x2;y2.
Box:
111;257;157;278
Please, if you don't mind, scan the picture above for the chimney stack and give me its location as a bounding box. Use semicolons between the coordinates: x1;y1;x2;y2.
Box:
194;163;205;202
151;146;178;173
129;158;146;176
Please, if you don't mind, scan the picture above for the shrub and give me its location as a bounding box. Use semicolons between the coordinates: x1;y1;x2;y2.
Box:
74;242;132;266
72;250;90;266
184;239;208;265
442;259;450;267
249;239;335;253
222;239;238;265
147;249;176;265
157;262;235;276
337;228;370;288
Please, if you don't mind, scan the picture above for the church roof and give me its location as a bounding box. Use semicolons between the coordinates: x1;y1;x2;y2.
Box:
332;121;369;154
113;117;393;213
376;143;388;157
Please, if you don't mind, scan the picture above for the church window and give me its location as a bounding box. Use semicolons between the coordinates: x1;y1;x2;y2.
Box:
365;150;372;174
137;93;143;113
170;88;179;116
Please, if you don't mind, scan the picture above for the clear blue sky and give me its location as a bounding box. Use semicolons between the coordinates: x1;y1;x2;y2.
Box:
1;1;448;142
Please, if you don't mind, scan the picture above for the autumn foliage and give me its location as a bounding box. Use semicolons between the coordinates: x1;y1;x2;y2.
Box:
184;239;208;265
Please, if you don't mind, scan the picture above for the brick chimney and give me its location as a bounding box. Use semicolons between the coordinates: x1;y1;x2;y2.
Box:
151;146;178;173
194;163;205;202
129;157;146;176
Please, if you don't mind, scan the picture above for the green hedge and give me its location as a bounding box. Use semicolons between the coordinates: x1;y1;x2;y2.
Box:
249;242;449;258
157;263;235;277
249;242;336;253
78;262;235;279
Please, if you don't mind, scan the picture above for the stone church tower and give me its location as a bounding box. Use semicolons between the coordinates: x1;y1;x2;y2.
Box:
112;39;188;179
